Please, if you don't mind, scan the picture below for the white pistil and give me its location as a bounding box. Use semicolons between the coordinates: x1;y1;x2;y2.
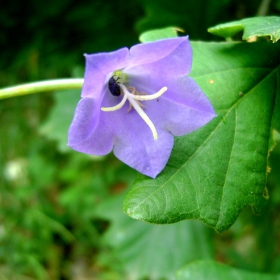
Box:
127;86;167;100
101;94;128;111
101;84;167;140
125;90;158;140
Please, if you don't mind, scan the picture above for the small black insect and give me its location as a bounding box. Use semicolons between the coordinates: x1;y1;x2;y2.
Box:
108;76;121;96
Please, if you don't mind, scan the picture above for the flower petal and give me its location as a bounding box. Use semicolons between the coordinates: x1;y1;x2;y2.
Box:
102;95;174;178
82;48;129;98
112;122;174;179
68;98;114;155
141;76;216;136
125;36;192;79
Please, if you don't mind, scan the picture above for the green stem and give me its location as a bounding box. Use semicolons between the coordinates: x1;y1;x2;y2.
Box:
256;0;271;16
0;78;84;100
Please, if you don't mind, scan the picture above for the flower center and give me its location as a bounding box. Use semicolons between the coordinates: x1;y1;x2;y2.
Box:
101;78;167;140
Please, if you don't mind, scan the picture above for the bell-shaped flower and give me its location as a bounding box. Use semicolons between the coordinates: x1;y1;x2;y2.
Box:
68;36;216;178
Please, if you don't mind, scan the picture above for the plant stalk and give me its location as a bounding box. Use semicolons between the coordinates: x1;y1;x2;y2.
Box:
0;78;84;100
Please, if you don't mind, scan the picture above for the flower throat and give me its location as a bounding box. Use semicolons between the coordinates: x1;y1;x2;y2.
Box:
102;71;167;140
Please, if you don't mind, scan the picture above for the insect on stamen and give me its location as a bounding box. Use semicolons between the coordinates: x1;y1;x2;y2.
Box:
108;76;122;96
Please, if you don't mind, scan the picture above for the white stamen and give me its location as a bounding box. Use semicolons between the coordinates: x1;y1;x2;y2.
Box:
101;83;167;140
126;91;158;140
101;94;128;111
126;86;167;100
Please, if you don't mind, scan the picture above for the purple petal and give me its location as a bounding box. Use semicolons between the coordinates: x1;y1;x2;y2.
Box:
82;48;129;98
125;36;192;78
113;127;174;179
68;98;114;155
131;76;216;136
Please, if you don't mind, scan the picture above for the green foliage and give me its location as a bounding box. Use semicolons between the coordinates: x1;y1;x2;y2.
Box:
96;194;213;279
0;0;141;85
176;260;280;280
1;1;280;280
0;142;134;278
208;16;280;42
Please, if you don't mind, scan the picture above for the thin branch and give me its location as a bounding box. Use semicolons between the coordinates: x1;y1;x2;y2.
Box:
0;78;84;100
256;0;271;16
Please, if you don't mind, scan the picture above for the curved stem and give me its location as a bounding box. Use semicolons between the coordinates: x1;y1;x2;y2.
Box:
0;78;84;100
256;0;271;16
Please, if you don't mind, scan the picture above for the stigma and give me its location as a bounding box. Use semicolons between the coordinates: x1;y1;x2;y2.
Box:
101;83;167;140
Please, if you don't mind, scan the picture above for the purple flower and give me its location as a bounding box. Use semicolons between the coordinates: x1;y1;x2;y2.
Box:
68;36;216;178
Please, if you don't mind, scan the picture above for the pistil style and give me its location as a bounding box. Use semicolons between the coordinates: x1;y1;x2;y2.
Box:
101;84;167;140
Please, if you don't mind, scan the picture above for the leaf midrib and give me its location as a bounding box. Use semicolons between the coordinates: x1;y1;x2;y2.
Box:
128;65;279;218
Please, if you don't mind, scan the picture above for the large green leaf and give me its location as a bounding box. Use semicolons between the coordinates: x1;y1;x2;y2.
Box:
123;41;280;232
208;16;280;42
96;194;213;280
176;260;280;280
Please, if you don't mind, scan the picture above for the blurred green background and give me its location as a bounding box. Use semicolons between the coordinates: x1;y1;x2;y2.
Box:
1;0;280;279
